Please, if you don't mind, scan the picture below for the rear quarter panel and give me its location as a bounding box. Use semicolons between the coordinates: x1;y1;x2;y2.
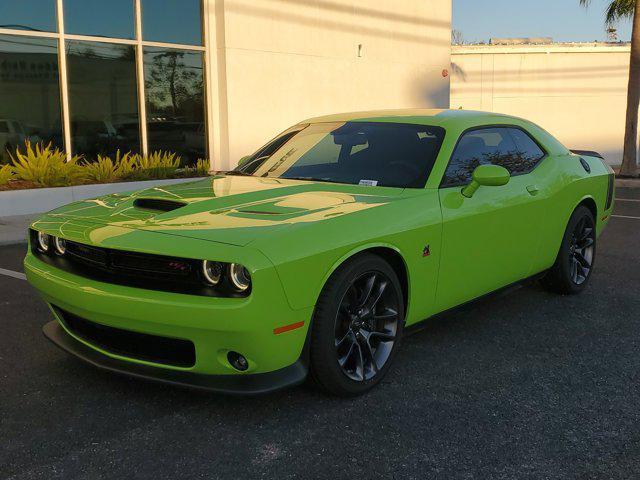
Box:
528;153;612;274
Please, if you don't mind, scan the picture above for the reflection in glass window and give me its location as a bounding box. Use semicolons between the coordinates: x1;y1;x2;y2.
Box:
0;0;57;33
442;127;545;187
141;0;202;46
64;0;135;40
66;41;140;159
144;47;205;164
0;35;62;162
241;122;445;189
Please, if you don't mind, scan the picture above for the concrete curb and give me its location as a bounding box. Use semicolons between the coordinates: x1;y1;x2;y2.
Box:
0;177;205;217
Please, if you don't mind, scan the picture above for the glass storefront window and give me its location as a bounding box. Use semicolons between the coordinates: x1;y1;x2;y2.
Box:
141;0;202;46
0;34;62;162
66;41;140;159
144;47;205;164
63;0;135;40
0;1;57;33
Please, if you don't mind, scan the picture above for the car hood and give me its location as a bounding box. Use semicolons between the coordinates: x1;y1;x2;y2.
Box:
44;175;406;246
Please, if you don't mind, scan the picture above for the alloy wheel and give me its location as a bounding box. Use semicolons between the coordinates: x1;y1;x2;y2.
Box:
569;215;595;285
334;272;400;381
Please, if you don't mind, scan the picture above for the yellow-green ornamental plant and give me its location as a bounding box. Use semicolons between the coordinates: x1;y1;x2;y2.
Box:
128;151;181;180
83;155;120;184
0;164;14;185
83;151;133;184
11;141;85;187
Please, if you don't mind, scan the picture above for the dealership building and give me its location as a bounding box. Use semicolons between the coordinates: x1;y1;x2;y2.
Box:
0;0;451;169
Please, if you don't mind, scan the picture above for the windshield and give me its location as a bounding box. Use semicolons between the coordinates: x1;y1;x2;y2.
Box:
234;121;445;188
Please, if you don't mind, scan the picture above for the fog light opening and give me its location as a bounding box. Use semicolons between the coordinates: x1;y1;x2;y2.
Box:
227;351;249;371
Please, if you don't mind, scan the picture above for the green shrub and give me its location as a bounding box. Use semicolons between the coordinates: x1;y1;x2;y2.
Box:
83;151;132;184
126;151;181;180
11;141;85;187
3;144;208;189
195;158;210;176
0;164;14;185
83;155;119;183
181;158;210;178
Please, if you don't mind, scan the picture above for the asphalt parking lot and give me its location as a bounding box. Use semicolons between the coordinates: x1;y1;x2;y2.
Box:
2;188;640;480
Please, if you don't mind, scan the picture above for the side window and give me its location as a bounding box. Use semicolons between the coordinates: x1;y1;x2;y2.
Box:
507;127;545;166
441;127;545;187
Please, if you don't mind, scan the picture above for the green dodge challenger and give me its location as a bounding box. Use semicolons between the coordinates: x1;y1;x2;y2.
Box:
26;109;615;396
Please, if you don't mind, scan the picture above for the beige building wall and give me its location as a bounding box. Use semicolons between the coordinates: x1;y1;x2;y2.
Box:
451;44;631;165
205;0;452;169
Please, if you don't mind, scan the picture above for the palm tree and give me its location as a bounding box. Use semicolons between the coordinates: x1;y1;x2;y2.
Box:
581;0;639;177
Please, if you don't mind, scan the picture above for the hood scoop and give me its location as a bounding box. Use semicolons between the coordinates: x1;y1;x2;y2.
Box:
133;198;187;213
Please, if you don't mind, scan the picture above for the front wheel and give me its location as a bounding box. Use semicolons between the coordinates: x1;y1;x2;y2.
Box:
310;254;404;396
542;205;596;294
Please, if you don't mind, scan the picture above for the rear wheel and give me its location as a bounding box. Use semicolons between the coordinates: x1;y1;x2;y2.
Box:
542;205;596;294
310;254;404;396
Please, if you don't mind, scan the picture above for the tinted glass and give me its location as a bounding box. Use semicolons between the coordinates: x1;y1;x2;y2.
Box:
144;47;205;164
508;127;545;162
66;41;140;159
241;122;445;188
64;0;134;39
0;34;62;162
0;0;57;33
238;126;306;174
442;127;544;187
141;0;202;45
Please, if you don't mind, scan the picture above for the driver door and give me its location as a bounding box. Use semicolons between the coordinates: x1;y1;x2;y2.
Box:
434;126;546;312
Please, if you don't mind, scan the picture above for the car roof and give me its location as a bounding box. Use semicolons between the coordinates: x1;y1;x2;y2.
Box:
301;109;521;128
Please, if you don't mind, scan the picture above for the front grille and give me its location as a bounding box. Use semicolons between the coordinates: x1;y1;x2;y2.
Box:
64;239;193;279
29;230;231;297
53;306;196;367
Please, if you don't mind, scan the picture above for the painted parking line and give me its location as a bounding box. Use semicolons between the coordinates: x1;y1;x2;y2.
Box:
616;198;640;203
612;215;640;220
0;267;26;281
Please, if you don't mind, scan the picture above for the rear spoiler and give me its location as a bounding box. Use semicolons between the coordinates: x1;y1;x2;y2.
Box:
570;149;604;159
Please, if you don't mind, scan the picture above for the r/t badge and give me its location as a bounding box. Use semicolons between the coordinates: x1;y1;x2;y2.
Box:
422;245;430;257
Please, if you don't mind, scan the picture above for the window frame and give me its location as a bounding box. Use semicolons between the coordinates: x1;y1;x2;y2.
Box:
439;124;548;189
0;0;207;163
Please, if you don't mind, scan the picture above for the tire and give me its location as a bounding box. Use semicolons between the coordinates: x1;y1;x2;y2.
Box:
310;253;405;396
542;205;596;295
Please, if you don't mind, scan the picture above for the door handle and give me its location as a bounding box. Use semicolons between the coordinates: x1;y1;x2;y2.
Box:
526;185;540;196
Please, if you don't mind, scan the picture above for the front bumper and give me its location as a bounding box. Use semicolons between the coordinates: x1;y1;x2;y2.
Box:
43;320;307;394
26;245;314;390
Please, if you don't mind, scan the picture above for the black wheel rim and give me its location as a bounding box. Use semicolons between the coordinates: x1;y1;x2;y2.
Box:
569;215;595;285
334;271;400;382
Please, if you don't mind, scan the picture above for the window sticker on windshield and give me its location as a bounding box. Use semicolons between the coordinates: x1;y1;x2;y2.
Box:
359;179;378;187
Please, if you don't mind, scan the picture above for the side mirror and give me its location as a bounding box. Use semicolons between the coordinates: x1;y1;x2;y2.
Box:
461;164;510;198
238;155;251;167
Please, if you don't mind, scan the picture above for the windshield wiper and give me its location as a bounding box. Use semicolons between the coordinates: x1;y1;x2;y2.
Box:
282;176;340;184
217;170;253;176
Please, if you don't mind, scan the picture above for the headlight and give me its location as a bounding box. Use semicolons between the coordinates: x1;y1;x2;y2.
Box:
229;263;251;292
202;260;223;285
37;232;51;252
53;237;66;255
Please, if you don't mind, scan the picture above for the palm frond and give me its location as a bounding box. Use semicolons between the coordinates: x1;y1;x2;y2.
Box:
580;0;636;24
605;0;635;24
